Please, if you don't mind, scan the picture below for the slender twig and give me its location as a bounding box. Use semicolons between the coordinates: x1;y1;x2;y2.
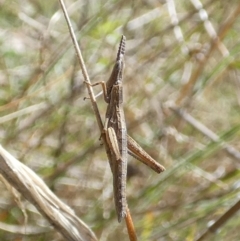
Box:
58;0;113;206
125;208;138;241
58;0;114;204
195;199;240;241
58;0;102;128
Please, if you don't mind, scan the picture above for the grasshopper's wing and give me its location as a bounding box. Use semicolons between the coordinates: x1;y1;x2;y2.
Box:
105;127;127;222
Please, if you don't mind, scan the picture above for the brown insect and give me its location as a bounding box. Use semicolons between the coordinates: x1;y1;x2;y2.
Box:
91;36;165;222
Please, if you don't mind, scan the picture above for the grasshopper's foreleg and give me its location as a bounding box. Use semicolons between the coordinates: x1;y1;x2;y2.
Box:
84;81;109;103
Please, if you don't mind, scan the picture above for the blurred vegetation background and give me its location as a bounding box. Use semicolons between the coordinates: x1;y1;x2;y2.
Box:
1;0;240;240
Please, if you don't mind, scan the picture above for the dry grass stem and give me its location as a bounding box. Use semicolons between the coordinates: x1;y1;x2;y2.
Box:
0;146;97;241
196;200;240;241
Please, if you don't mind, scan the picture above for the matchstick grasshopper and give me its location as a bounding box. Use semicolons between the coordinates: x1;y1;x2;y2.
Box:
89;35;165;222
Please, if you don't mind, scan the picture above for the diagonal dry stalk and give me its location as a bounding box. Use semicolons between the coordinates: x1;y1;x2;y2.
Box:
58;0;137;240
58;0;112;166
0;145;97;241
195;199;240;241
125;208;138;241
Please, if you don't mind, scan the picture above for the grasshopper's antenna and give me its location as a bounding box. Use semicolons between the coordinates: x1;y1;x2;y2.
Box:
116;35;126;61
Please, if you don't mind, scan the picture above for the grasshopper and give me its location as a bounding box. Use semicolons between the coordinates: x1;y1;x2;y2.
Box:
90;36;127;222
90;35;165;222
